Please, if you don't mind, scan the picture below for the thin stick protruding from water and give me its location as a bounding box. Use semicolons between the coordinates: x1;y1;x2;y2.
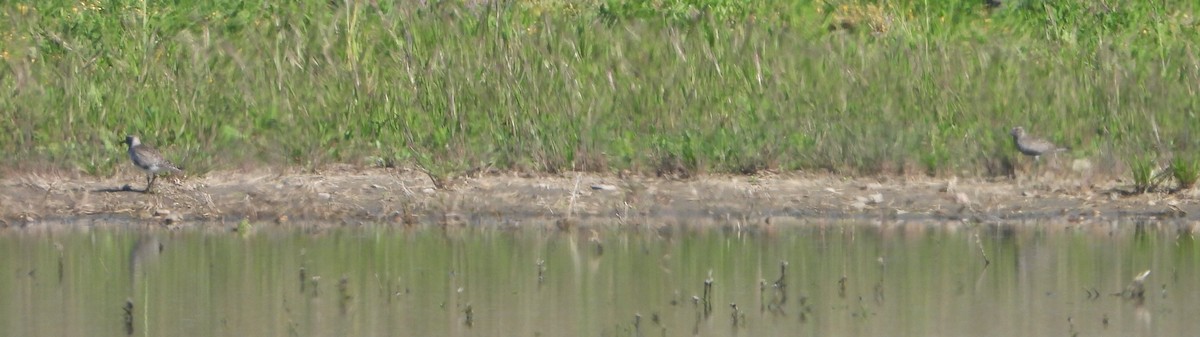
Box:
838;275;847;299
464;304;474;327
974;233;991;267
633;313;643;337
536;259;546;287
775;261;788;289
730;303;743;328
123;298;134;335
703;275;714;317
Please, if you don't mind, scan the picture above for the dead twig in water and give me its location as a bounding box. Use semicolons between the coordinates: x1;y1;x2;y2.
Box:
766;261;789;315
974;233;990;267
536;259;545;288
463;304;473;327
633;313;642;337
774;261;788;289
338;275;352;316
1114;270;1151;301
123;298;134;335
703;273;714;318
838;275;848;299
730;303;744;328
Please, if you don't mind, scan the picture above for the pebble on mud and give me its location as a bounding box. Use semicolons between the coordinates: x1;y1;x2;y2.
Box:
852;193;884;211
1071;159;1092;173
867;193;884;204
153;209;171;217
954;193;971;205
850;201;868;211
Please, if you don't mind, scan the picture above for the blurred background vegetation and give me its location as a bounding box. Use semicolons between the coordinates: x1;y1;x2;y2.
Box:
0;0;1197;180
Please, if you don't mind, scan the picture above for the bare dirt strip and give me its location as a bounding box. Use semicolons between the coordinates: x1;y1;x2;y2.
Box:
1;166;1198;230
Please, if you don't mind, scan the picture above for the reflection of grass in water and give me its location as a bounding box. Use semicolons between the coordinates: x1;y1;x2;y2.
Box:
1;1;1198;179
2;224;1194;336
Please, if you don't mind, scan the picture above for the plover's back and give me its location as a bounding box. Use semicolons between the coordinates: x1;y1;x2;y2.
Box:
126;136;182;174
1010;127;1066;157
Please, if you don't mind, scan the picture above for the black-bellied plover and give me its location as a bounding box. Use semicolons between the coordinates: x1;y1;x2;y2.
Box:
125;135;183;192
1010;126;1068;163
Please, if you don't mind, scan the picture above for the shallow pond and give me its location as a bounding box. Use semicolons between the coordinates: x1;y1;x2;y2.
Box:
1;222;1197;337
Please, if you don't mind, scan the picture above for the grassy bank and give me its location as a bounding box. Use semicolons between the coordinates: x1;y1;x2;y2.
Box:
1;0;1197;180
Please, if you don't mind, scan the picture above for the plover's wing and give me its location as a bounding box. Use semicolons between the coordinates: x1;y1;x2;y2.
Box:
159;158;184;173
135;145;184;172
1025;137;1063;154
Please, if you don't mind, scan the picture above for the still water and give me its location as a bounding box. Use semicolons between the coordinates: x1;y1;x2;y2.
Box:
0;222;1196;337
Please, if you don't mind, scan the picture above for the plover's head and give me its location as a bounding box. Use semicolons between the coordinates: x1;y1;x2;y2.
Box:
125;135;141;147
1009;127;1025;138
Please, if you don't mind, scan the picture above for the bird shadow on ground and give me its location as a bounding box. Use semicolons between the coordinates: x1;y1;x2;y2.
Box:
92;185;149;194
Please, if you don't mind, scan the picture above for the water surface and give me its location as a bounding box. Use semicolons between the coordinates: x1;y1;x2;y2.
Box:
0;222;1196;336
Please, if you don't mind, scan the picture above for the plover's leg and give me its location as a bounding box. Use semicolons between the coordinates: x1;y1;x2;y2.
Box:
1033;155;1042;178
146;174;157;192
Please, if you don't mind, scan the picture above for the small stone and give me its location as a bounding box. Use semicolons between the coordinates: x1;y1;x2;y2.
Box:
421;188;436;194
153;209;171;217
1071;159;1093;173
954;193;971;205
318;193;332;200
940;177;958;193
850;200;868;211
868;193;884;205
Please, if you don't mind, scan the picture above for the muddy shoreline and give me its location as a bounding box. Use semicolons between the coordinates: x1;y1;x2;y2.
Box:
2;166;1198;230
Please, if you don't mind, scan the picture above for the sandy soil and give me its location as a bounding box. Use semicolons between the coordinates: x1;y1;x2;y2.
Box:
1;166;1198;229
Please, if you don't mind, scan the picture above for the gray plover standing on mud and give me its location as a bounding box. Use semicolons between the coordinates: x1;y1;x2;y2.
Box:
125;135;183;192
1009;126;1069;180
1010;126;1068;162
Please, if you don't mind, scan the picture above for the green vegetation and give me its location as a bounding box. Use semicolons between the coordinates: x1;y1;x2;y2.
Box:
1171;156;1199;190
1;0;1197;178
1129;155;1160;194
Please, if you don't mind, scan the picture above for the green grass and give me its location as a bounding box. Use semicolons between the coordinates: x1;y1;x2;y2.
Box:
1;0;1198;178
1172;156;1199;190
1129;155;1159;194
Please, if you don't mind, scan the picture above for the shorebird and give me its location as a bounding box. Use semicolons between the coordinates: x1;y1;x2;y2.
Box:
124;135;183;192
1009;126;1068;163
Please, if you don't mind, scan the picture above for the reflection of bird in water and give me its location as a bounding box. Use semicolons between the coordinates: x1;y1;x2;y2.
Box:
126;235;164;334
130;235;164;282
130;235;164;293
